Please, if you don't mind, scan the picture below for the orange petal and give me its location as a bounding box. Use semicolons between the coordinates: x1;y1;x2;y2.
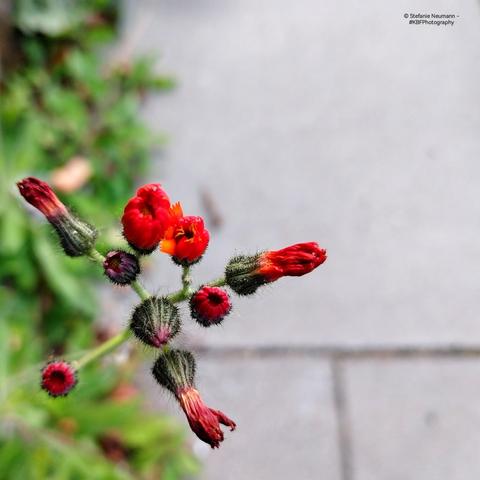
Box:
160;239;176;255
169;202;183;220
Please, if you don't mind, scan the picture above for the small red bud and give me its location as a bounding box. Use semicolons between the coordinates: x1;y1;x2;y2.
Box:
41;360;77;397
190;286;232;327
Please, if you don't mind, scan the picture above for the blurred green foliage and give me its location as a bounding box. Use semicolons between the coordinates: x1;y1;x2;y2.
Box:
0;1;198;478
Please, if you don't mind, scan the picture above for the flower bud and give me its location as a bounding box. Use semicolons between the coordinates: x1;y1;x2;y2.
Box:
17;177;97;257
152;349;236;448
190;286;232;327
41;360;77;397
225;242;327;295
161;203;210;265
103;250;140;285
130;296;180;347
121;183;171;253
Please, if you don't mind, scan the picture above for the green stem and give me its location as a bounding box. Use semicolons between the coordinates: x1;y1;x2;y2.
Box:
207;277;227;287
74;329;131;370
87;248;105;265
181;265;191;291
131;280;151;301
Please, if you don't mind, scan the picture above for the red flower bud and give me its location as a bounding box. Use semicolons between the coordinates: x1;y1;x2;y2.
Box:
178;387;236;449
17;177;97;256
41;360;77;397
103;250;140;285
258;242;327;281
121;184;171;253
190;286;232;327
161;205;210;265
151;349;236;448
225;242;327;295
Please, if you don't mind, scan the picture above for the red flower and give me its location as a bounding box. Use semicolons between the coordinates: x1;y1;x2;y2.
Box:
41;361;77;397
190;286;232;326
121;184;171;252
258;242;327;281
178;387;236;449
17;177;68;220
161;204;210;265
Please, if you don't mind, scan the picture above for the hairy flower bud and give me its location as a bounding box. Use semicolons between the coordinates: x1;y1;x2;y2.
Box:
17;177;97;256
161;203;210;265
121;183;171;253
103;250;140;285
130;297;180;347
152;349;236;448
190;286;232;327
41;360;77;397
225;242;327;295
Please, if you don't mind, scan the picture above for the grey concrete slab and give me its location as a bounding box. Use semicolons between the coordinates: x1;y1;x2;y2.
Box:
122;0;480;347
344;358;480;480
141;355;341;480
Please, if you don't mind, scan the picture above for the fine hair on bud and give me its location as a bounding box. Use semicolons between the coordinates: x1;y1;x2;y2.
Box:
130;296;181;347
52;215;98;257
225;253;266;295
151;349;196;394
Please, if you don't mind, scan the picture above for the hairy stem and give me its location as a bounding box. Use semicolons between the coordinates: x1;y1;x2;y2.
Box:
74;329;131;370
207;277;227;287
131;280;151;301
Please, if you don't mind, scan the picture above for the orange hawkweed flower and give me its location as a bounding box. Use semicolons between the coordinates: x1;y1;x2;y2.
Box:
160;203;210;265
121;184;171;253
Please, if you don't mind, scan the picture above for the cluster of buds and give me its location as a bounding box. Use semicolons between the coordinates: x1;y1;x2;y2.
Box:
17;177;327;448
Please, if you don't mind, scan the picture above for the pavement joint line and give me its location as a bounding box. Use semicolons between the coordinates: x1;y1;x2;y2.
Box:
332;359;354;480
192;344;480;360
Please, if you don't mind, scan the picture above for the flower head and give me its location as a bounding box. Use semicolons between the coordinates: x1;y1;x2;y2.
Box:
178;387;236;449
225;242;327;295
121;183;171;253
17;177;97;257
130;297;180;347
41;360;77;397
152;349;236;448
103;250;140;285
190;286;232;327
161;204;210;265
